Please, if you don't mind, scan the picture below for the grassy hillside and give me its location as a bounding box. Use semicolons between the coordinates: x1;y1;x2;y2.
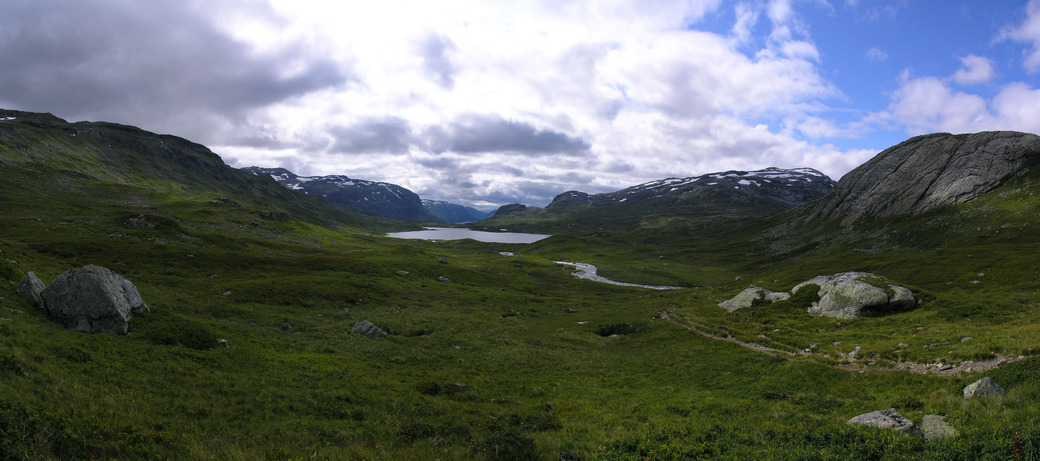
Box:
3;114;1040;459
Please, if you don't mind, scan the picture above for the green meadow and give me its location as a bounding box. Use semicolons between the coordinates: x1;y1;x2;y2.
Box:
3;114;1040;459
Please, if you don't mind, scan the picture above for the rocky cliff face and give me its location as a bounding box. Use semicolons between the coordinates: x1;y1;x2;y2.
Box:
422;199;490;223
242;167;439;222
803;131;1040;225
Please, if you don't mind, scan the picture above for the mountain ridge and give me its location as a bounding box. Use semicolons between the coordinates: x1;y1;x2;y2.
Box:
242;166;440;223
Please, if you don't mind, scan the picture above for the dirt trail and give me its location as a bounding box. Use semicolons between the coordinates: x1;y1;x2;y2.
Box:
657;310;1024;376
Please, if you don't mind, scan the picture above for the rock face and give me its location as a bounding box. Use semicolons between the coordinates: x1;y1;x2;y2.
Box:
718;286;791;312
792;272;916;319
352;320;388;338
963;377;1004;399
922;414;959;440
39;265;149;334
847;408;922;437
15;272;46;307
803;131;1040;225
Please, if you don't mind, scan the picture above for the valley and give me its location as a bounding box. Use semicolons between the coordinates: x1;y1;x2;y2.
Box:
2;111;1040;459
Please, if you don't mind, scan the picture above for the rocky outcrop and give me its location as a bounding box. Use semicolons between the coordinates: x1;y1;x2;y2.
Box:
792;272;916;319
963;377;1004;399
847;408;922;437
352;320;387;338
718;286;791;312
803;131;1040;225
15;272;46;307
922;415;959;440
39;265;149;334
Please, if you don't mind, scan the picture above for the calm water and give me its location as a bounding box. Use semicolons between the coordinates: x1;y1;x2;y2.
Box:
386;227;552;244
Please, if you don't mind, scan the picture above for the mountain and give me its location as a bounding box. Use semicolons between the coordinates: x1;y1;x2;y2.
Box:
421;199;490;223
800;131;1040;225
0;109;384;230
547;167;834;212
242;167;439;222
477;167;835;236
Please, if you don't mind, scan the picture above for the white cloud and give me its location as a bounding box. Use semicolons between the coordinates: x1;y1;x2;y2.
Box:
1001;0;1040;72
865;46;887;62
879;69;1040;137
951;55;995;85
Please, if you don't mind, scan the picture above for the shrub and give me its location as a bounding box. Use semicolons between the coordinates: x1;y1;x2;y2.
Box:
596;323;637;337
472;427;538;461
135;314;218;350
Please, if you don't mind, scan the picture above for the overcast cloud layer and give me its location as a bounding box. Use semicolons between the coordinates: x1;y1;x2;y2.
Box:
4;0;1040;208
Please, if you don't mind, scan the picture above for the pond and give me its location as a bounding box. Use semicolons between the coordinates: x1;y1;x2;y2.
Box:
385;227;552;244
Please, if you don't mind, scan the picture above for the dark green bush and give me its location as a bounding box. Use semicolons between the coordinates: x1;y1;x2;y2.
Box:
134;314;218;350
472;427;538;461
596;323;637;337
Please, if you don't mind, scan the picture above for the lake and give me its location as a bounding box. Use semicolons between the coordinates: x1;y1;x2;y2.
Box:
385;227;552;244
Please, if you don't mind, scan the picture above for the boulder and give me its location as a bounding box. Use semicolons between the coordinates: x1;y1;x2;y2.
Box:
847;408;922;437
353;320;387;338
792;272;916;319
718;286;791;312
963;377;1004;399
15;272;46;307
39;265;149;334
922;414;959;440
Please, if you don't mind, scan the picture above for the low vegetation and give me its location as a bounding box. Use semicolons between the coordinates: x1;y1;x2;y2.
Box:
4;116;1040;458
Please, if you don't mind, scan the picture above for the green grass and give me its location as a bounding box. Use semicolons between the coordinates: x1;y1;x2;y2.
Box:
6;114;1040;458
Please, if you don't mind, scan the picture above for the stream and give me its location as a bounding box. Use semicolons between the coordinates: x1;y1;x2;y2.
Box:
554;261;683;290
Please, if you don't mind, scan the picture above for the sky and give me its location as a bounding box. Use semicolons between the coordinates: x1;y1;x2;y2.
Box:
3;1;1040;209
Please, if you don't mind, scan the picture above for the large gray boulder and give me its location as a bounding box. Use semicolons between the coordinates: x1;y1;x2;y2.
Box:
802;131;1040;225
352;320;388;338
792;272;916;319
963;377;1004;399
15;272;46;307
718;286;791;312
847;408;922;437
922;414;959;440
39;265;149;334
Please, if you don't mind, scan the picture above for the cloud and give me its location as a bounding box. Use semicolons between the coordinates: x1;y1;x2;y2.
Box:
0;0;349;143
951;55;995;85
866;46;888;62
878;68;1040;136
1000;0;1040;72
330;117;414;154
420;34;457;89
424;115;590;156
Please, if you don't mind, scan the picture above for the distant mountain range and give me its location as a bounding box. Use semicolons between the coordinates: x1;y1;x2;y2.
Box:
241;167;440;222
421;199;490;223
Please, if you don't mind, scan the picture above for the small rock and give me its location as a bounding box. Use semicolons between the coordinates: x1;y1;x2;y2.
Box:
208;273;220;278
438;276;452;283
222;291;232;297
960;336;973;342
352;320;387;338
437;258;449;264
963;377;1004;399
15;272;46;307
898;342;909;347
396;270;410;275
218;339;229;348
734;276;744;282
922;414;959;440
847;408;921;437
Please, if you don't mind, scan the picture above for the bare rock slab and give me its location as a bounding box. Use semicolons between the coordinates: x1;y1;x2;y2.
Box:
922;414;959;440
718;286;790;312
352;320;387;338
847;408;922;437
15;272;46;307
40;265;149;334
963;377;1004;399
